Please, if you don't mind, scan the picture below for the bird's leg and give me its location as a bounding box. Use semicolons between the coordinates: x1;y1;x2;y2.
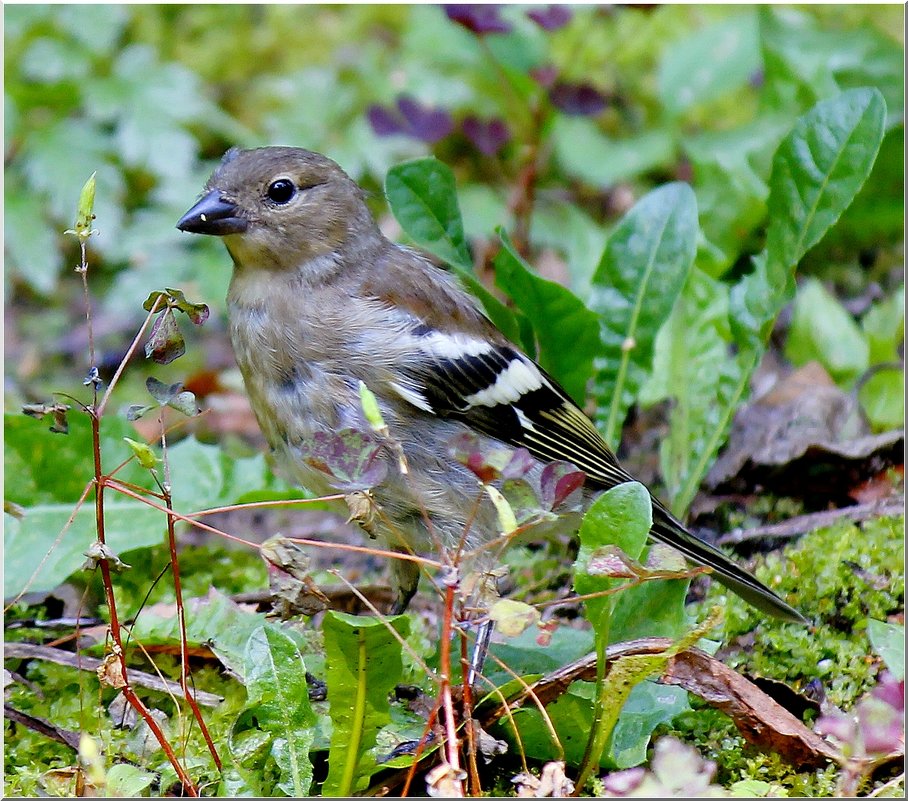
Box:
389;554;420;615
467;619;494;686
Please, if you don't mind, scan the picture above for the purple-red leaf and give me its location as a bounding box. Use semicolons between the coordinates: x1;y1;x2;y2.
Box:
367;96;454;144
541;461;586;509
527;5;572;31
462;115;511;156
549;81;608;117
145;308;185;364
298;428;388;491
443;4;512;34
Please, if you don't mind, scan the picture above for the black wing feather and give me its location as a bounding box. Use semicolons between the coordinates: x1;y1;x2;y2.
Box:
398;342;806;624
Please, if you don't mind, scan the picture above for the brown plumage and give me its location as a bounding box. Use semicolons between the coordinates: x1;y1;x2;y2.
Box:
177;146;806;624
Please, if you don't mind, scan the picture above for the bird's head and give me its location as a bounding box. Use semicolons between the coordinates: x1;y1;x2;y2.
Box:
177;146;378;272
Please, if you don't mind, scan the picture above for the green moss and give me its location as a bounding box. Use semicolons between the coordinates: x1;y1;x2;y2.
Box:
709;515;904;706
661;514;904;796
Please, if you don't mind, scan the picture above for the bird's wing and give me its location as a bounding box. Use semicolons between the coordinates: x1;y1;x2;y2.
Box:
386;329;634;490
379;306;807;625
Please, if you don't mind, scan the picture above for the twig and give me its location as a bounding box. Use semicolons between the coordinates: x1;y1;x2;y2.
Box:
4;703;81;750
158;414;222;769
718;497;905;546
4;642;223;707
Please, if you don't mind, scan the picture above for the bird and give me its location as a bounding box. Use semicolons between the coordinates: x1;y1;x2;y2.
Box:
176;146;806;630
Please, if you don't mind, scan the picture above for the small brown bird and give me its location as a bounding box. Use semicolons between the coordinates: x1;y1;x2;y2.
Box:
177;146;805;625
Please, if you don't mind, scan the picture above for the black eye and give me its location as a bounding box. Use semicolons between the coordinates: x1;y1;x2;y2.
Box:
266;179;296;204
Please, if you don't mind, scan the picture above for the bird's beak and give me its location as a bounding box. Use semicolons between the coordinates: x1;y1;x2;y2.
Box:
177;190;248;236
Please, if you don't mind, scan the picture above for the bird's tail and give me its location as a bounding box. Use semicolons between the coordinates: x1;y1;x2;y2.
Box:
649;503;807;625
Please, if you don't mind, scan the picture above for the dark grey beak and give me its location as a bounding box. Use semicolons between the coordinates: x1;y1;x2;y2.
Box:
177;190;248;235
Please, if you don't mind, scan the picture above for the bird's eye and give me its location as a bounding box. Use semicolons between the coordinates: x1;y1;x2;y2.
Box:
266;179;296;205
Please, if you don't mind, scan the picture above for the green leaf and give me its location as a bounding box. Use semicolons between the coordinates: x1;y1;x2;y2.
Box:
765;87;887;304
241;626;317;796
760;8;903;128
385;158;523;344
105;764;156;797
862;284;905;365
859;368;905;432
3;187;64;295
867;619;905;681
684;116;791;277
322;611;409;796
784;278;869;387
494;230;600;403
553;118;676;187
4;419;288;597
659;12;760;116
130;589;307;682
589;183;698;446
502;678;688;770
4;501;163;599
574;482;653;636
385;157;472;270
643;270;741;517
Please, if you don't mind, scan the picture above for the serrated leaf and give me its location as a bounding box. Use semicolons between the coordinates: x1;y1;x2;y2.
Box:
322;611;408;796
494;229;600;403
645;269;744;516
241;626;316;796
589;183;698;446
130;588;308;682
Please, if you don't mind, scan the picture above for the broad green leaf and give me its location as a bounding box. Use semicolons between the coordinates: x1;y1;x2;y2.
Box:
589;183;698;446
484;625;594;686
4;417;289;597
5;412;144;506
553;118;676;188
385;157;472;270
862;285;905;365
241;626;316;796
644;270;742;518
859;368;905;432
105;764;156;797
765;88;886;296
659;12;760;116
3;187;64;294
732;88;886;348
165;436;290;510
322;611;409;796
760;8;903;128
574;482;652;636
4;502;163;599
385;158;523;344
130;589;308;682
784;278;869;387
494;230;600;403
684;115;791;277
502;678;688;769
867;619;905;681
